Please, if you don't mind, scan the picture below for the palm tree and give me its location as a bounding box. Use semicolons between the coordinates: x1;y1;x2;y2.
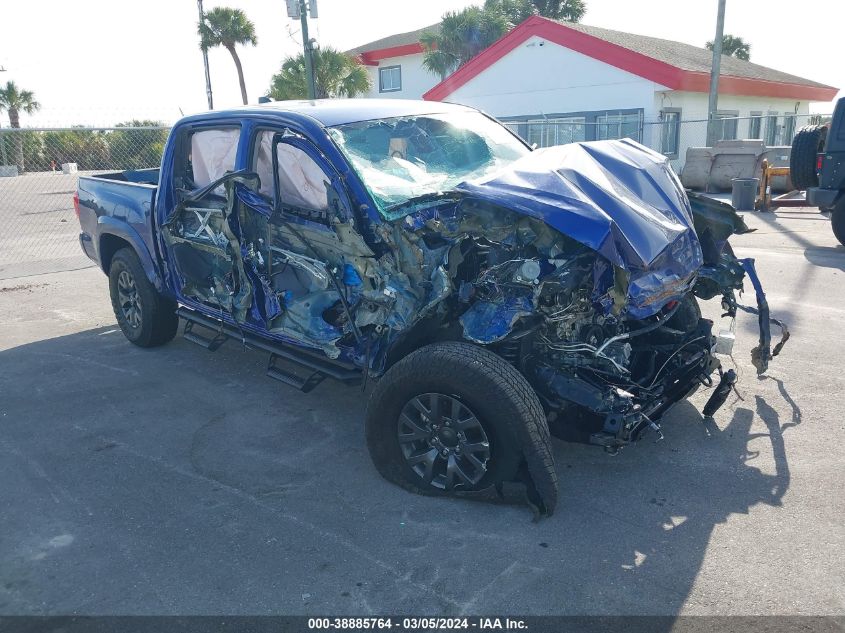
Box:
530;0;586;20
268;47;371;100
0;80;41;171
422;0;585;79
421;7;510;79
706;34;751;61
198;7;257;105
484;0;585;26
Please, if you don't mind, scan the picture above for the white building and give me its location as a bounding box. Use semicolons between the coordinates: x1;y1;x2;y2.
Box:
347;17;837;167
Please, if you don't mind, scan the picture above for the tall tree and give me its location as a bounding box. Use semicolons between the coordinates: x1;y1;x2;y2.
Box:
422;1;585;79
0;80;41;171
421;7;510;79
198;7;257;105
484;0;585;26
706;34;751;61
530;0;586;20
268;47;371;100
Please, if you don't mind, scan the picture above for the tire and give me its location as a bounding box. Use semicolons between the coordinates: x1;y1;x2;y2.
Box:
667;293;702;332
108;248;178;347
365;341;558;515
832;198;845;247
789;124;828;191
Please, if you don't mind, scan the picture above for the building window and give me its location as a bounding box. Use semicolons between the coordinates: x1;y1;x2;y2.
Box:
765;113;780;146
526;117;586;148
597;113;642;142
379;66;401;93
660;109;681;157
749;112;763;139
502;109;644;145
713;111;739;141
783;114;796;145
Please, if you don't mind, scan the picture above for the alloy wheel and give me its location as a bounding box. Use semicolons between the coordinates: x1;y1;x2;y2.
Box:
397;393;491;490
117;269;142;329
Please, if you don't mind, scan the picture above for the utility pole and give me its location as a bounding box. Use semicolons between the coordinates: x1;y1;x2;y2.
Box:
299;0;317;100
0;65;7;166
706;0;726;147
198;0;214;110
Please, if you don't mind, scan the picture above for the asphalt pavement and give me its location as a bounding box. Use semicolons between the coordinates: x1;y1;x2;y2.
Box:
0;205;843;615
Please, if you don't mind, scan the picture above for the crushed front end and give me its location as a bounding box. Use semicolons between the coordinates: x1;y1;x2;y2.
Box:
383;140;789;453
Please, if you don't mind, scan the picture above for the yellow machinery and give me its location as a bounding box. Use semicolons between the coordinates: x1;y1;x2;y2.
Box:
757;159;807;211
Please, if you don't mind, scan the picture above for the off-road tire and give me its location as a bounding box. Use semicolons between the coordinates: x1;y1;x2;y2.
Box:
789;124;828;191
832;198;845;247
108;248;178;347
365;341;558;515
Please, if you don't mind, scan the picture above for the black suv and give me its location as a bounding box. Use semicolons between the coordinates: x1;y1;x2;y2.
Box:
793;97;845;245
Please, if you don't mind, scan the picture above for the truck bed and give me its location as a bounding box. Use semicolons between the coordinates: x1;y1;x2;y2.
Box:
76;168;162;285
88;168;160;186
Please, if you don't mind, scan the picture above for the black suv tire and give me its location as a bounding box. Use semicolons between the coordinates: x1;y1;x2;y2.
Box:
365;341;558;515
108;247;179;347
832;197;845;247
790;125;828;191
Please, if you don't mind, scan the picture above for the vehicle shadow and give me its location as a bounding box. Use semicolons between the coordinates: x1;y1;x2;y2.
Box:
529;391;796;619
0;325;801;616
804;245;845;271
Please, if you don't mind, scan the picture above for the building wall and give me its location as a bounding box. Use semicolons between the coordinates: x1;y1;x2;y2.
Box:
443;35;667;120
362;53;440;100
652;91;815;171
355;36;831;174
654;91;812;120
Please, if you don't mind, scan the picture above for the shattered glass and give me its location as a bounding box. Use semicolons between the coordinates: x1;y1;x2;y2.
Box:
328;111;528;216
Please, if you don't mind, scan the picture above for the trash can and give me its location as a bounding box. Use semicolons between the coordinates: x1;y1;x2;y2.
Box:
731;177;759;211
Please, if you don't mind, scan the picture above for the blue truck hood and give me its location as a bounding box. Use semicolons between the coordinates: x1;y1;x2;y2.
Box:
455;139;704;318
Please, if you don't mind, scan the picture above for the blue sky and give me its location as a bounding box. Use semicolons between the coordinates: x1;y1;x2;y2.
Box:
1;0;841;126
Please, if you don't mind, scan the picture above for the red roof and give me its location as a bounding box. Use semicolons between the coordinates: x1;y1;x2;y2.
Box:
352;16;836;102
423;17;837;101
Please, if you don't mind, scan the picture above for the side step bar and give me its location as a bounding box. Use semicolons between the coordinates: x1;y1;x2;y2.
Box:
177;307;361;391
183;320;227;351
266;354;327;393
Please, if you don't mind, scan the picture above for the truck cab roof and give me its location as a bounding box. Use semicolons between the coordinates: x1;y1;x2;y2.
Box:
179;98;478;128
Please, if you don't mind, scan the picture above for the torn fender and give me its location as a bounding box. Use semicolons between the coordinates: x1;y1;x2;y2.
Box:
455;139;698;269
454;140;704;318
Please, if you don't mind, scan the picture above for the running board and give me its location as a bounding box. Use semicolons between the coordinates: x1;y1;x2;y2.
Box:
176;307;362;391
183;320;228;351
266;354;327;393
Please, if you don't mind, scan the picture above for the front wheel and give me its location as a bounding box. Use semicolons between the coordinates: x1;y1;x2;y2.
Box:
108;248;178;347
365;342;558;514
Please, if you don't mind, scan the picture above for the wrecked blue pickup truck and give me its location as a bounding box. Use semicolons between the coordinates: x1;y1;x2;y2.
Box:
76;99;788;516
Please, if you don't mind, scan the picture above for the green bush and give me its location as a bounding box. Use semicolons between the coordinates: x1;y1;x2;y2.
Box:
2;121;169;173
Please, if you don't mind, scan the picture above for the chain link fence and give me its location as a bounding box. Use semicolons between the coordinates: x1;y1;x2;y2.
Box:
0;124;170;279
503;112;832;172
0;113;834;280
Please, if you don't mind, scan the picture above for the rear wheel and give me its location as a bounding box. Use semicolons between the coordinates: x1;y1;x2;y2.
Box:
832;197;845;246
789;125;828;191
108;248;178;347
365;342;558;514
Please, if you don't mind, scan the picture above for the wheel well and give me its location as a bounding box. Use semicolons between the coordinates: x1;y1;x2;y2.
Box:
99;234;133;274
381;318;464;373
